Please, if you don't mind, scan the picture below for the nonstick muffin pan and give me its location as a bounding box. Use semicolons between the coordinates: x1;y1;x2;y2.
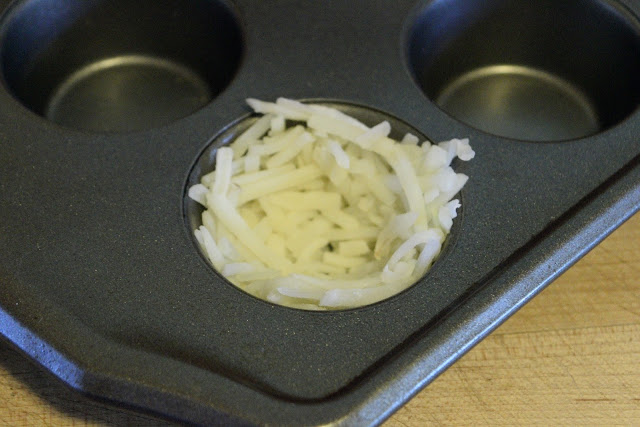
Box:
1;0;639;425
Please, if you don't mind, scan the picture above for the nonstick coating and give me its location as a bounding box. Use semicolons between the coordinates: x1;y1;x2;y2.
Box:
0;0;639;425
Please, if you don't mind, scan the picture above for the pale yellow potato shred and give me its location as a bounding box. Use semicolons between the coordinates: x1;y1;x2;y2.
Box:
191;98;474;309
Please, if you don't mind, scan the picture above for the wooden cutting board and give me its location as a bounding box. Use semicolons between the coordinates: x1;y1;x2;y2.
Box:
2;213;639;426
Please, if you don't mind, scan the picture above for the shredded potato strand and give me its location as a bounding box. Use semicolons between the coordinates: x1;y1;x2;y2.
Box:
190;98;474;309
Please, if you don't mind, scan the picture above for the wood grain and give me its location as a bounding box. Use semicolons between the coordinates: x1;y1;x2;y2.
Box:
388;212;640;426
1;213;639;426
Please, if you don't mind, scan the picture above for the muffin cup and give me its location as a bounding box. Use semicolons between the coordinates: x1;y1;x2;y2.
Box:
407;0;640;141
0;0;243;131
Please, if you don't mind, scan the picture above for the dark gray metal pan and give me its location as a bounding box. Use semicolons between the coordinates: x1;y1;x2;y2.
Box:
1;0;639;425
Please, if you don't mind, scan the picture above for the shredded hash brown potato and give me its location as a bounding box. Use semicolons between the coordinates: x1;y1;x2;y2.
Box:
189;98;474;309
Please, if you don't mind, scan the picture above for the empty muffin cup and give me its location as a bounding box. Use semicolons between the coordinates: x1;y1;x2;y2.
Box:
407;0;640;141
0;0;243;132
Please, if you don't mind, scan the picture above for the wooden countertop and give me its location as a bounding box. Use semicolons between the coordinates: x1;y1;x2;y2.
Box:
1;213;639;426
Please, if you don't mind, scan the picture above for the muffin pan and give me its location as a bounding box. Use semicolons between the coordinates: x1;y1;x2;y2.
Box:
0;0;639;425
